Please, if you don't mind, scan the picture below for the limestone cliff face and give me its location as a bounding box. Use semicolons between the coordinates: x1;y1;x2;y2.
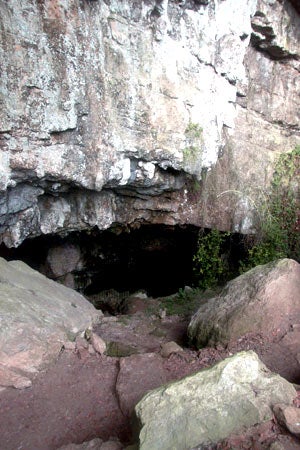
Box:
0;0;299;246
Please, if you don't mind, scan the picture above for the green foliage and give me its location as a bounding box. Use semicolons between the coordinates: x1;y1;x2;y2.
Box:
183;146;198;162
193;229;229;289
240;145;300;271
192;179;201;192
239;237;287;272
185;122;203;138
183;122;204;164
160;288;198;316
159;287;221;317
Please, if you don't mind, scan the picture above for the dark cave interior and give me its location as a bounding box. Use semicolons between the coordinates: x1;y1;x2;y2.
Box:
0;224;245;301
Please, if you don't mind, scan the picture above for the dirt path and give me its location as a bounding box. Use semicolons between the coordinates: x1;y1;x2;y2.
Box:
1;311;300;450
0;352;129;449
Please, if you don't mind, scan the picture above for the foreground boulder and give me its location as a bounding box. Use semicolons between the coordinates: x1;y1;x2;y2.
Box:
0;257;101;389
134;351;296;450
188;259;300;348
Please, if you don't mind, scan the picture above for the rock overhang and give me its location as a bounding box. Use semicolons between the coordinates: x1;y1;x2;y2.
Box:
0;0;299;247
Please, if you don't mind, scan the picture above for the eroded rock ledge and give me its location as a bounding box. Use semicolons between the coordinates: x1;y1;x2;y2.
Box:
0;0;299;247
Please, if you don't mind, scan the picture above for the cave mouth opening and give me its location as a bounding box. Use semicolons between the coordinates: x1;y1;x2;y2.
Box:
0;224;200;298
0;224;246;311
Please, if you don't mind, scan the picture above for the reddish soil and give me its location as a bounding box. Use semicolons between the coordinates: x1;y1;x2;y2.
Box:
1;312;300;450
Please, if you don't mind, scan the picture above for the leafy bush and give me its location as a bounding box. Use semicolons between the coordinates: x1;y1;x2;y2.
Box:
193;229;229;289
240;145;300;271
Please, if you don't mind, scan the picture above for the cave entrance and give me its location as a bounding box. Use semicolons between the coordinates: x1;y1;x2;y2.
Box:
0;224;200;300
0;224;246;313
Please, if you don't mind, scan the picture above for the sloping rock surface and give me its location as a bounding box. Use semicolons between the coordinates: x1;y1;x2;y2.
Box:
134;351;296;450
188;258;300;348
0;257;100;388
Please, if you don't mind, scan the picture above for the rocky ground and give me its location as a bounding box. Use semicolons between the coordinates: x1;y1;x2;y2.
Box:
1;290;300;450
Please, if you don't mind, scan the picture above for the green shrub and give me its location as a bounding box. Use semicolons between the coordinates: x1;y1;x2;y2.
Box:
185;122;203;138
240;145;300;271
159;288;197;316
193;229;229;289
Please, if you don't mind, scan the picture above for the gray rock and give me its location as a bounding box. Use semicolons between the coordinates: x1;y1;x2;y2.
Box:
88;344;96;355
273;403;300;437
75;336;89;350
160;341;184;358
57;438;103;450
90;332;106;355
58;440;123;450
188;259;300;348
269;440;289;450
134;351;296;450
120;296;160;315
46;244;83;278
99;440;123;450
0;364;32;389
0;257;101;387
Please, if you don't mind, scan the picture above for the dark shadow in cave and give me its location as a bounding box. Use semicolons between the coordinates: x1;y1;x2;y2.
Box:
0;225;199;298
80;224;201;297
0;224;247;301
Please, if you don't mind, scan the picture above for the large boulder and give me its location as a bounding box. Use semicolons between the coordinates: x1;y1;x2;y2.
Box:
0;257;101;389
134;351;296;450
188;259;300;348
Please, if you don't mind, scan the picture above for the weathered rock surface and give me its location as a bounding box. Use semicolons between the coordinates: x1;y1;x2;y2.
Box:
0;0;299;246
0;257;100;388
57;438;123;450
90;332;107;355
134;351;296;450
188;258;300;348
0;364;32;391
57;438;104;450
273;403;300;437
160;341;184;358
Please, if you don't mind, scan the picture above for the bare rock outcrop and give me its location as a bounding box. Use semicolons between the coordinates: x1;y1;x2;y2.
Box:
0;0;299;246
188;258;300;348
0;257;101;389
273;403;300;438
133;351;296;450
